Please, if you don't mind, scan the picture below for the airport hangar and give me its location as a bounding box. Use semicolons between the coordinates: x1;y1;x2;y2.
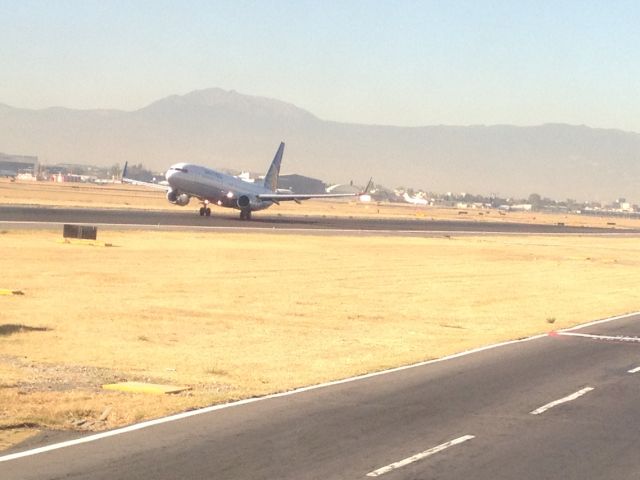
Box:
0;153;38;176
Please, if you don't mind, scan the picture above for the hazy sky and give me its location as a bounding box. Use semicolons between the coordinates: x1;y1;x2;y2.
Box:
2;0;639;130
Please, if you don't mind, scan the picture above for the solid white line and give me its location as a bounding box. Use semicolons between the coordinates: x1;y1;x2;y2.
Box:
557;332;640;343
628;366;640;374
530;387;594;415
0;220;471;236
0;220;512;235
1;311;639;463
366;435;475;477
2;220;640;237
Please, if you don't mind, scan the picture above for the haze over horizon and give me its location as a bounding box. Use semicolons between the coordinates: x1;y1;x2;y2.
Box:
2;0;639;131
3;87;640;203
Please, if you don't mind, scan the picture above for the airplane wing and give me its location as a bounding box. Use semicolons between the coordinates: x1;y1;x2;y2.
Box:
258;192;360;201
121;162;169;190
257;178;373;203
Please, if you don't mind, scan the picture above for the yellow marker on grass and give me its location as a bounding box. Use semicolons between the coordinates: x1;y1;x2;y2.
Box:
0;289;24;296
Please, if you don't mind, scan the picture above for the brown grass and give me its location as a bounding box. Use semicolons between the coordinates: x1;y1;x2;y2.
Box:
2;229;640;449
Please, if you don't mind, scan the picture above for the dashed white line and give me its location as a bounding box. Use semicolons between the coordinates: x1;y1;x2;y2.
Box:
557;332;640;343
530;387;594;415
628;366;640;374
366;435;475;477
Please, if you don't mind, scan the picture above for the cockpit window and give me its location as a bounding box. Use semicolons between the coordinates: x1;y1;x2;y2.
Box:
170;167;188;173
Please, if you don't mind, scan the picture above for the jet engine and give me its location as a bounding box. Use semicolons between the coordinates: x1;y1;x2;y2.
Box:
237;195;251;209
236;194;267;212
167;190;190;206
238;194;263;208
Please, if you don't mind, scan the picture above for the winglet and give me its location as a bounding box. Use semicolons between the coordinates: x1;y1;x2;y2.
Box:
263;142;285;192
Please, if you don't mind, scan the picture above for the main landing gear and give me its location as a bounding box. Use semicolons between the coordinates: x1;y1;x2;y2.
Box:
239;209;252;221
198;202;211;217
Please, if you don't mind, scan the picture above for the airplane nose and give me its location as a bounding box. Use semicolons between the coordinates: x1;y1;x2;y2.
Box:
166;168;181;182
166;166;188;182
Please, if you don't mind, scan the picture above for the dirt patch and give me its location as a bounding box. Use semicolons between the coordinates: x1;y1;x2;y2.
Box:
0;355;192;394
0;428;41;452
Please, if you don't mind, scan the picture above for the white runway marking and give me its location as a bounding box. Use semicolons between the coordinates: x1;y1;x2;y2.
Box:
628;366;640;374
366;435;475;477
530;387;594;415
1;311;638;463
557;332;640;343
2;220;640;237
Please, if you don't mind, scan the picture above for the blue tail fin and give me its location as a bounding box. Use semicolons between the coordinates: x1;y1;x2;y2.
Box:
263;142;285;191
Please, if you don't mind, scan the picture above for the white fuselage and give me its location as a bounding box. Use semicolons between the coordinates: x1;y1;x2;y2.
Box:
166;163;274;211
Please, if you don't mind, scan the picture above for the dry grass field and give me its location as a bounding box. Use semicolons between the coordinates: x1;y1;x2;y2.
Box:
2;227;640;450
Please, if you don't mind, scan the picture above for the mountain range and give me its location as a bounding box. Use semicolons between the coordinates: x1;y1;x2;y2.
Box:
1;88;639;202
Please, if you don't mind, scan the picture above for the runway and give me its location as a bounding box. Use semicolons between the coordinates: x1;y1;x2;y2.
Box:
0;205;636;235
2;313;640;479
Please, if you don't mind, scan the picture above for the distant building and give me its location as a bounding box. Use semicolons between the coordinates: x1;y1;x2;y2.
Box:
51;173;84;183
236;171;255;183
0;153;38;177
278;174;326;194
509;204;533;211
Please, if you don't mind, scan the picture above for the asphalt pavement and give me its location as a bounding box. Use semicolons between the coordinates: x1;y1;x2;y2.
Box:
0;205;635;235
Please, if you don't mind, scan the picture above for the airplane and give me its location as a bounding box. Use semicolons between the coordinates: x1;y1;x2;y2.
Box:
122;142;372;220
403;192;428;206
